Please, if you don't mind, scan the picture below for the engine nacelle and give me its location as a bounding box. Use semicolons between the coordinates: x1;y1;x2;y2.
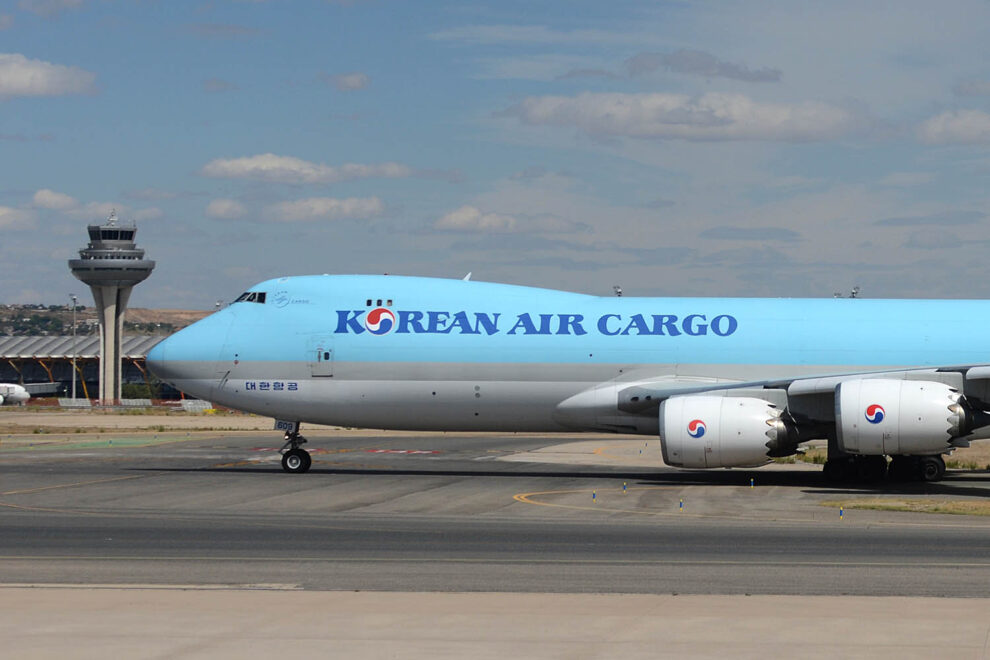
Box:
660;396;789;468
835;379;968;455
0;394;4;405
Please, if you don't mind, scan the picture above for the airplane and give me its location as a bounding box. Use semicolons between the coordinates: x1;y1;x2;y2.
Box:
0;383;30;405
146;274;990;483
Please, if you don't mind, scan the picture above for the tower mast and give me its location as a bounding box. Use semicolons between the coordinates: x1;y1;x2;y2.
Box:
68;211;155;403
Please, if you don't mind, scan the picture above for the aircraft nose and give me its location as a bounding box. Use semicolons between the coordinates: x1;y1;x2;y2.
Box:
146;310;234;385
145;337;168;379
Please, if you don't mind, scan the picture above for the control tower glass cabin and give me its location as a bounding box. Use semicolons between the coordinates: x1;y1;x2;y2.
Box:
68;212;155;403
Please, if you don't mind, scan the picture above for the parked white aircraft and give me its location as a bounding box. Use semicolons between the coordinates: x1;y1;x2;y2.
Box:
0;383;30;405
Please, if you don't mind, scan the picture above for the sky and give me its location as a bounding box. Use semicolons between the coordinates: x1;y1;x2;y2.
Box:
3;0;990;309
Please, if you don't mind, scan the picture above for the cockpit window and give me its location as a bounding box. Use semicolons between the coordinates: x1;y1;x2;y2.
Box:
233;291;267;304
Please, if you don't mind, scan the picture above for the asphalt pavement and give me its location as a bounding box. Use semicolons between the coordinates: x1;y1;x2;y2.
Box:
2;431;989;596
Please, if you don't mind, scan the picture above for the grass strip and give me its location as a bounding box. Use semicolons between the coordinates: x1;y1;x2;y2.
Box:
821;498;990;516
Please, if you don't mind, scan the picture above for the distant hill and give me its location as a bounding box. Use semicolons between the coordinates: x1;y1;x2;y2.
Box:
0;304;211;336
125;308;212;327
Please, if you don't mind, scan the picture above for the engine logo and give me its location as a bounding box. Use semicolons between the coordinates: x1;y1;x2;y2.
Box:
364;308;396;335
865;404;885;424
687;419;707;438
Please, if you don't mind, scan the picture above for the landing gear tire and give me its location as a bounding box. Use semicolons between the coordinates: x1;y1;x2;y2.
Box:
278;426;310;474
282;448;312;474
918;455;945;482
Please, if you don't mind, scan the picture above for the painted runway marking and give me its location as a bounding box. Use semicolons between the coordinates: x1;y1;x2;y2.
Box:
0;583;303;591
366;449;440;455
0;555;987;568
1;475;144;496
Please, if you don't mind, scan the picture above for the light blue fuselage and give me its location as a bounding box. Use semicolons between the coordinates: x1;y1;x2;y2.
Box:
146;275;990;433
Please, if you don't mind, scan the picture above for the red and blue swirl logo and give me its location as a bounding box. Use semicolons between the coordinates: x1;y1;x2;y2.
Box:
865;404;885;424
687;419;707;438
364;308;396;335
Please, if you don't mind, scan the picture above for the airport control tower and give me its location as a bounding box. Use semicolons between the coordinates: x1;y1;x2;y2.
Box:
69;212;155;403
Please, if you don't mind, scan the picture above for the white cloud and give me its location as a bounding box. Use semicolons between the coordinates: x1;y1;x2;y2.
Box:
626;49;781;82
0;206;36;229
266;197;384;222
201;153;412;184
71;201;119;220
918;110;990;145
327;72;369;91
0;15;13;30
186;23;258;38
954;80;990;97
206;198;247;219
0;53;96;100
474;55;609;81
203;78;238;93
133;207;163;221
123;188;179;201
430;24;633;46
434;206;520;233
32;188;77;210
17;0;82;18
31;189;134;222
878;172;935;187
504;92;859;142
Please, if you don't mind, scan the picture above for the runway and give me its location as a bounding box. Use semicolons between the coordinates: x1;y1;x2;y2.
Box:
2;430;990;596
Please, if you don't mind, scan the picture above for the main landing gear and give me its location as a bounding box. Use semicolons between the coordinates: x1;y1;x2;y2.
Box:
823;454;947;483
887;455;946;482
280;429;311;474
822;455;888;483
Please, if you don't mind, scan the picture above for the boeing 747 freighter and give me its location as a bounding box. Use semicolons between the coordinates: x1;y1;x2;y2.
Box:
147;274;990;482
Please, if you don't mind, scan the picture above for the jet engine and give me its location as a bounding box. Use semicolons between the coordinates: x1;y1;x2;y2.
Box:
659;396;793;468
835;379;969;455
0;394;4;405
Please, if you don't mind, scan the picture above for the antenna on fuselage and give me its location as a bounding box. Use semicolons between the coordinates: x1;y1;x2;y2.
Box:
833;286;862;299
613;285;622;297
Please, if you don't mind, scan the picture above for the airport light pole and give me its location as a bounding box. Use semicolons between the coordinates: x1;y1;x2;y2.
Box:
70;293;78;400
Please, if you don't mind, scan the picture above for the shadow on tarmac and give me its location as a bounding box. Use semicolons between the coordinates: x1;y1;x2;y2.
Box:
132;463;990;497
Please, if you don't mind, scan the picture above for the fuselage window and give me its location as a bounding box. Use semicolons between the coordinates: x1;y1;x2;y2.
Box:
366;299;372;307
256;292;266;304
386;299;393;307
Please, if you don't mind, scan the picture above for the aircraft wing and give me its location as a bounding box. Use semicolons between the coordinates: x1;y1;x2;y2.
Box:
558;364;990;462
616;364;990;416
22;382;59;396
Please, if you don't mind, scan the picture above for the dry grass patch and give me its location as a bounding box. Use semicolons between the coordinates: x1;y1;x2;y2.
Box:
822;498;990;516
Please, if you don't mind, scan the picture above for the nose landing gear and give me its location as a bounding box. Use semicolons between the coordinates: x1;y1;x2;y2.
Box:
279;428;311;473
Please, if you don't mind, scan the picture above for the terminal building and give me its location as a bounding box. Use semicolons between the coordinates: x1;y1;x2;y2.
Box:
0;335;181;400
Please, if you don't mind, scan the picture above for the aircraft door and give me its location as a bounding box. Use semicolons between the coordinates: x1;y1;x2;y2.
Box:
308;336;334;377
